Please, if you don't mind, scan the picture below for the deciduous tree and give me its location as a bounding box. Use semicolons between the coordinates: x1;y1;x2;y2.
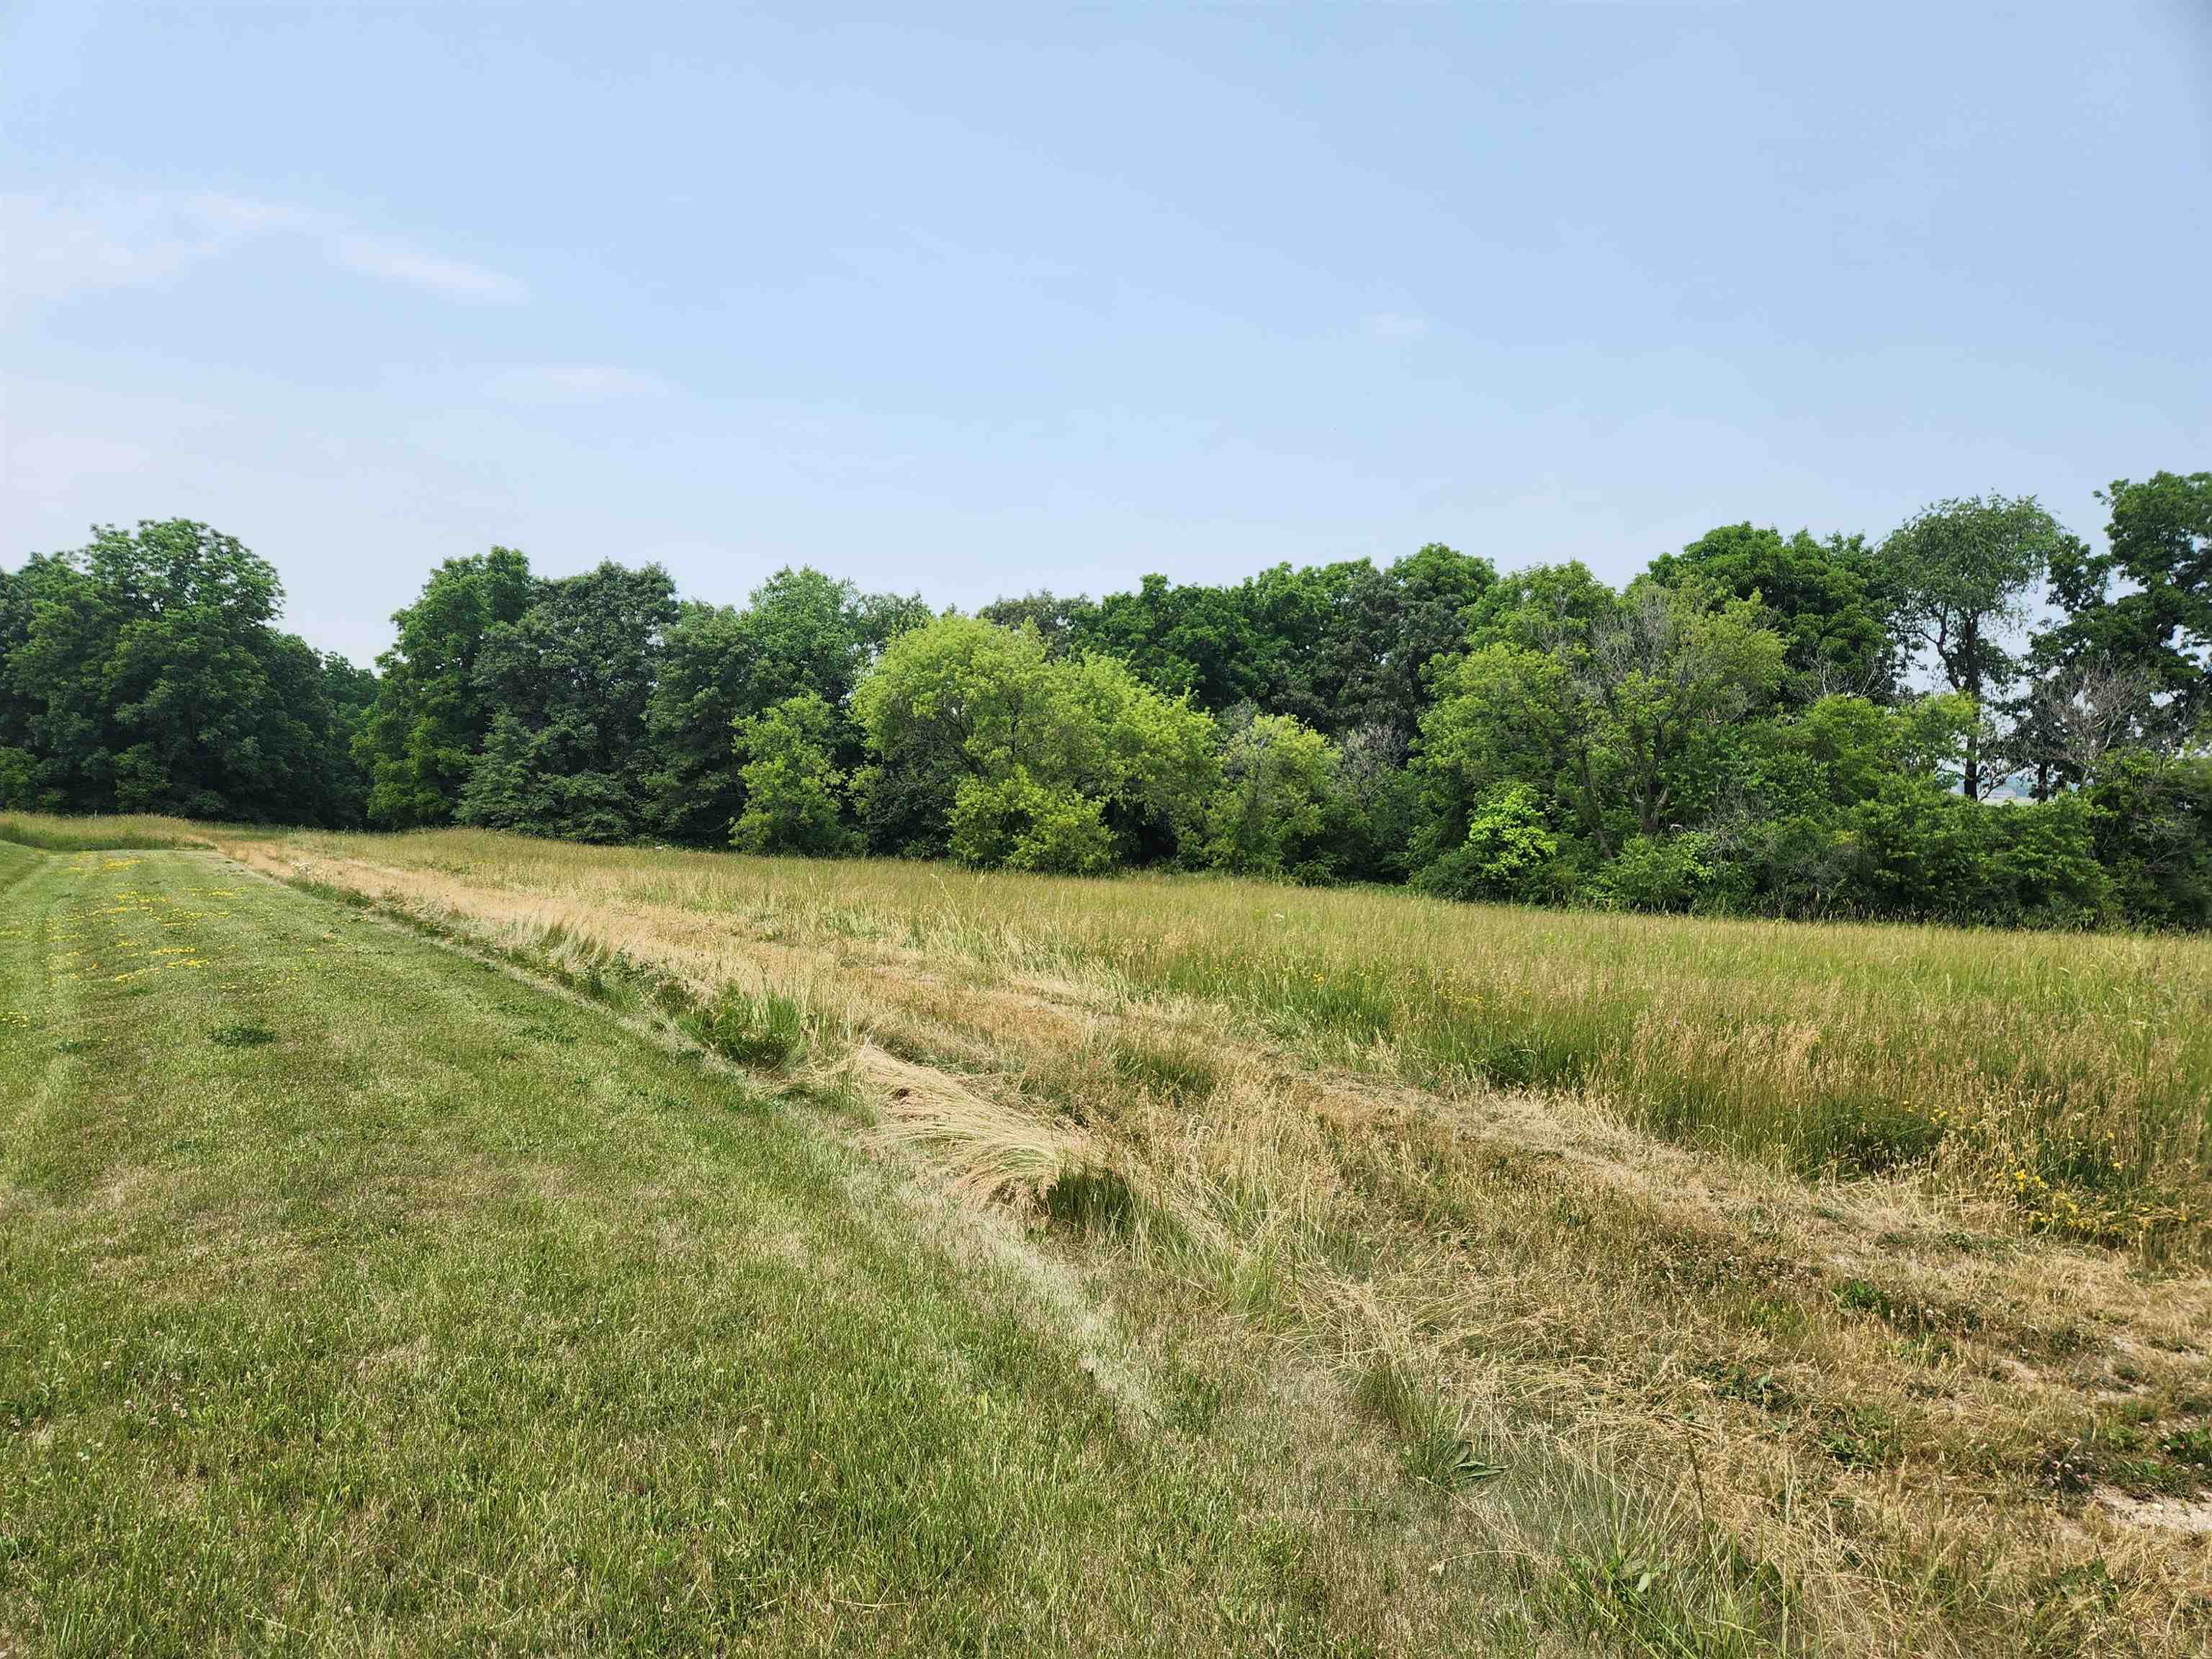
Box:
457;562;678;841
356;547;535;827
732;691;857;856
1879;494;2072;799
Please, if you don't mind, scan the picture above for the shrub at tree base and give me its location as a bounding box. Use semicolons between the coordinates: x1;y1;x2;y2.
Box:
1593;832;1726;914
950;771;1115;875
1413;782;1563;904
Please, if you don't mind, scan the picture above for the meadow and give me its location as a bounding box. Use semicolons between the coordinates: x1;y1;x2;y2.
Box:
4;816;2211;1655
248;822;2212;1256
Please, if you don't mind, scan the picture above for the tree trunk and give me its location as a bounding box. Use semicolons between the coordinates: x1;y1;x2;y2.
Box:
1960;616;1981;801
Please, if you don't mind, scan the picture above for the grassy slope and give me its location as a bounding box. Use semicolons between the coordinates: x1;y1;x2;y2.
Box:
0;846;1521;1655
202;826;2212;1657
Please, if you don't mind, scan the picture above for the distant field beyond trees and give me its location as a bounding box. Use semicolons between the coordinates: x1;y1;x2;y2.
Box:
4;472;2209;927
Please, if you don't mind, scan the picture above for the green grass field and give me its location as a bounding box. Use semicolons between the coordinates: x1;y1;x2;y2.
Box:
0;843;1505;1654
6;827;2210;1656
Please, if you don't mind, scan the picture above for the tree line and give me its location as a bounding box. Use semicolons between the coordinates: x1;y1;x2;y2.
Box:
4;472;2208;927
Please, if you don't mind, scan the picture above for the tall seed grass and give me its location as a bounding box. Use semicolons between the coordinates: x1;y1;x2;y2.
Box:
238;829;2212;1254
0;810;212;852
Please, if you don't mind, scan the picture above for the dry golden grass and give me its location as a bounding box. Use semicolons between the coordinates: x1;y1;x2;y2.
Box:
242;826;2210;1251
216;826;2212;1655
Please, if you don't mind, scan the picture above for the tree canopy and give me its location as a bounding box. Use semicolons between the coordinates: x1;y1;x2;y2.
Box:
8;477;2211;931
3;521;369;824
355;546;535;828
1880;494;2072;799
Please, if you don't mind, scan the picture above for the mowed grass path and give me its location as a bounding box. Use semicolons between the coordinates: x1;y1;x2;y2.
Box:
0;845;1375;1655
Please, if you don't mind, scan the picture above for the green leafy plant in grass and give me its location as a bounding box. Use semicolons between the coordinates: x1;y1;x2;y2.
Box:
680;988;807;1072
208;1022;278;1048
1353;1357;1505;1491
1698;1359;1794;1413
1558;1547;1771;1659
1818;1404;1904;1469
2161;1424;2212;1469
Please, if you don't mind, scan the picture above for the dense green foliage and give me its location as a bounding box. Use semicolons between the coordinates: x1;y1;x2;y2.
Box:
5;478;2208;925
732;691;858;857
354;545;534;827
456;561;681;842
0;522;372;824
850;616;1214;873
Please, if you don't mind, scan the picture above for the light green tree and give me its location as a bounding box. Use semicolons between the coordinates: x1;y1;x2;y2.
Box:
1413;781;1560;903
732;691;857;855
1420;580;1786;858
1202;706;1341;878
850;614;1216;871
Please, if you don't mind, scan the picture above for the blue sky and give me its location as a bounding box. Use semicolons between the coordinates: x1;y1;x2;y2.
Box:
5;1;2208;666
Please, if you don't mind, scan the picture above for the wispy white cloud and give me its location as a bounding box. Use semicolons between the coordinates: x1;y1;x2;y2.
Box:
0;190;298;307
332;233;526;303
483;362;668;406
1363;310;1429;342
1;189;525;313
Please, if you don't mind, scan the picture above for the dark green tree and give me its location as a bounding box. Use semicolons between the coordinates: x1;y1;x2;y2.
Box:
0;554;80;799
320;652;379;825
642;602;754;844
976;590;1100;657
8;521;347;820
1648;523;1895;701
356;547;535;827
643;568;921;845
2084;752;2212;928
457;562;678;842
2042;472;2212;746
1317;544;1497;745
1076;574;1265;711
0;562;34;755
1232;559;1367;729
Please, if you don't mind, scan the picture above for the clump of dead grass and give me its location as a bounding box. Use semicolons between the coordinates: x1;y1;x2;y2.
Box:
858;1044;1101;1213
